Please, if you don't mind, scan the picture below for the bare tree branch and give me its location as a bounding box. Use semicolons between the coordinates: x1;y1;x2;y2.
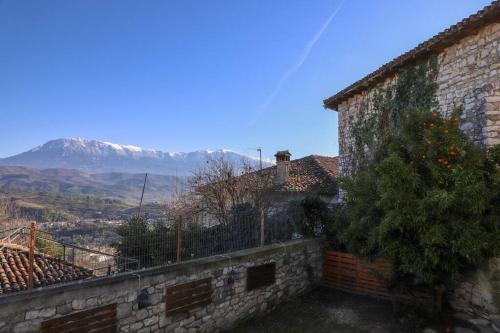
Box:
187;156;274;224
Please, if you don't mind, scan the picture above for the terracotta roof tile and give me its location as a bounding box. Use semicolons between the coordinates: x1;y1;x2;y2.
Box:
0;245;93;294
324;1;500;110
246;155;339;196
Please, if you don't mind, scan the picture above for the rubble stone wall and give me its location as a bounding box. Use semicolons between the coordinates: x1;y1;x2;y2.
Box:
0;239;322;333
336;22;500;176
449;258;500;316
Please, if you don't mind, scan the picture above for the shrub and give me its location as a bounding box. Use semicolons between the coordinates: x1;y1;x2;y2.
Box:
287;196;331;237
114;216;176;268
335;107;500;289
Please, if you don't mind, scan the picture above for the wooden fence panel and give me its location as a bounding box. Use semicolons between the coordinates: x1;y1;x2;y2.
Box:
41;303;117;333
323;250;442;310
166;278;212;316
324;250;394;298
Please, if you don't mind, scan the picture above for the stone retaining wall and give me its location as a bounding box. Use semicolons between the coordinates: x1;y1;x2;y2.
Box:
0;238;322;333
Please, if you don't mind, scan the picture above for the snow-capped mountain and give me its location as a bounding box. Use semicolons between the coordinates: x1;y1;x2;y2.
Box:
0;138;272;175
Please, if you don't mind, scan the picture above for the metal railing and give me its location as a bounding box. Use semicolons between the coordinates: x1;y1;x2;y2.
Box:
0;224;139;292
114;212;309;269
0;211;316;294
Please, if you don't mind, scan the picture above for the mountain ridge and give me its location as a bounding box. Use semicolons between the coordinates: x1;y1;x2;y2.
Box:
0;138;273;175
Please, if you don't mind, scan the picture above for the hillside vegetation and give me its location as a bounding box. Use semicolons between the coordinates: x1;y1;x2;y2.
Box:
0;189;166;222
0;166;183;204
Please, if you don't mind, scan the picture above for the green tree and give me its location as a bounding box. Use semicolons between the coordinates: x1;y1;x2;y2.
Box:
114;217;176;268
338;107;500;288
334;58;500;289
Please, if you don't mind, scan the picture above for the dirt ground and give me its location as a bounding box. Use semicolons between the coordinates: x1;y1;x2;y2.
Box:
227;287;396;333
226;287;480;333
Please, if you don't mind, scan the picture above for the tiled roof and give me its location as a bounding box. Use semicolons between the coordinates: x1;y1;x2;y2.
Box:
324;1;500;110
0;245;93;294
248;155;339;196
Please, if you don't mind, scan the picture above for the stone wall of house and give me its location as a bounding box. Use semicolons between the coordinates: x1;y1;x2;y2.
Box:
336;22;500;177
0;238;322;333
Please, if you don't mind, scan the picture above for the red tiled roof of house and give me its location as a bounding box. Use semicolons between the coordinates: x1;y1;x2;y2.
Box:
324;1;500;110
0;245;93;294
249;155;339;196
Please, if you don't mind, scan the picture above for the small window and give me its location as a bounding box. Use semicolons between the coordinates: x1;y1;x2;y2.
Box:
246;262;276;291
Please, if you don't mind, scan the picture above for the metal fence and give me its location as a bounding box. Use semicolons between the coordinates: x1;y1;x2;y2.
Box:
115;212;306;269
0;211;315;295
0;225;138;290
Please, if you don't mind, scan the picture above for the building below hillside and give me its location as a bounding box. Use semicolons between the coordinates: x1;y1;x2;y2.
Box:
192;150;339;227
250;150;340;205
0;244;93;294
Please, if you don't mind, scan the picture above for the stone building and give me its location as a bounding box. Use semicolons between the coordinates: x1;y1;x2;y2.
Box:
322;2;500;315
324;1;500;177
259;151;339;205
226;150;339;207
194;150;339;227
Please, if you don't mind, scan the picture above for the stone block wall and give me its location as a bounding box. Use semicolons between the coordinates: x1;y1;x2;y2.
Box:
0;238;322;333
436;23;500;148
336;22;500;177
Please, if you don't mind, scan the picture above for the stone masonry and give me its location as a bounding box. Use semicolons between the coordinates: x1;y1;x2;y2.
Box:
0;238;322;333
335;22;499;177
449;258;500;317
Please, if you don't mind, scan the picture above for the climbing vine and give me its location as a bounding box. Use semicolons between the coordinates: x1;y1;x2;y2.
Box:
351;55;439;173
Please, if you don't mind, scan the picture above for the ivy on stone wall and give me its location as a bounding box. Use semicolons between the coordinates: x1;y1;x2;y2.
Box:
351;55;439;173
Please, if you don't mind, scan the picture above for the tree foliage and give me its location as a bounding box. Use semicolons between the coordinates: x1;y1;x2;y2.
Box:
333;58;500;289
286;196;331;237
114;217;176;268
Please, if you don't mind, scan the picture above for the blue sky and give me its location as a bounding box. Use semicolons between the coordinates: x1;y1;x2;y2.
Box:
0;0;491;160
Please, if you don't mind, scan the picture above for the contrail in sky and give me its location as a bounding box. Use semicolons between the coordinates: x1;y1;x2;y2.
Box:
250;1;344;125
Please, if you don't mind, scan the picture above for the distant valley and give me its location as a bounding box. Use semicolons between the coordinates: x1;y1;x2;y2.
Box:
0;166;179;222
0;166;184;205
0;138;271;222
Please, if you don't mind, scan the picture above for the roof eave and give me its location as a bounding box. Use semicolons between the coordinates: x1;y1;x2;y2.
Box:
323;1;500;112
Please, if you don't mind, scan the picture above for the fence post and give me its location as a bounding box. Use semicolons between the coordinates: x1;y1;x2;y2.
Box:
260;208;265;247
176;216;183;263
28;221;36;291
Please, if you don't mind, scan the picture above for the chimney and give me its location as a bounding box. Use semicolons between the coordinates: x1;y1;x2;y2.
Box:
275;150;291;185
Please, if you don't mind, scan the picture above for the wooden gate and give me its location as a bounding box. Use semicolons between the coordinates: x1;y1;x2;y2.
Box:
323;250;392;298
